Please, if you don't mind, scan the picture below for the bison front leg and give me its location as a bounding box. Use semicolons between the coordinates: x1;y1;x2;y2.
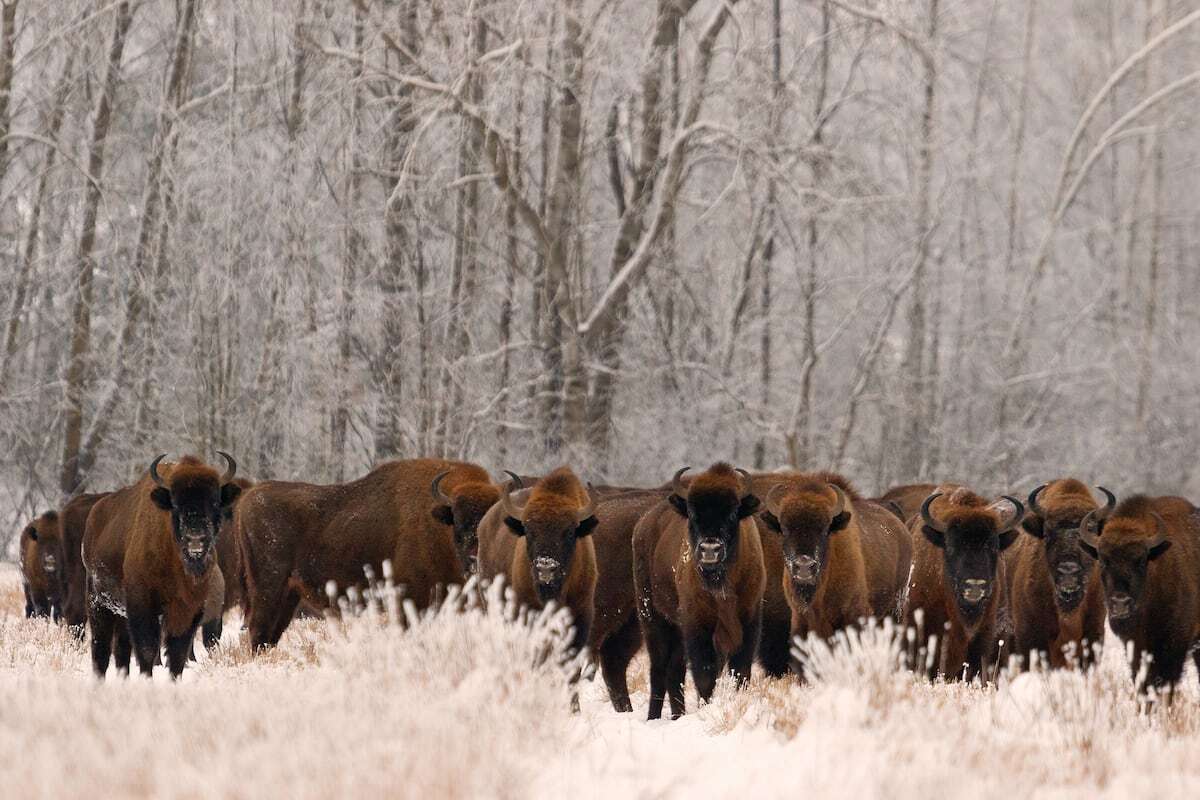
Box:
598;616;641;714
88;601;117;679
23;585;34;618
128;607;162;677
202;616;223;651
643;612;684;721
685;624;722;705
165;613;203;679
727;609;761;689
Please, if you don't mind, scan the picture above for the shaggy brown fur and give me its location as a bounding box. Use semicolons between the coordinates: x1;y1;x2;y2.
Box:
83;455;241;678
478;467;599;653
236;459;497;650
757;472;912;679
632;463;764;720
1003;479;1106;670
903;485;1023;682
1082;495;1200;695
198;477;255;651
877;483;940;524
20;511;64;621
59;492;109;636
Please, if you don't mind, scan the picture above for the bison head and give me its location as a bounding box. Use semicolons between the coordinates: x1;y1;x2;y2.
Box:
25;511;65;591
1078;497;1170;634
921;490;1023;626
1024;483;1114;612
668;464;760;591
149;452;241;577
430;471;503;577
500;469;597;604
761;482;851;603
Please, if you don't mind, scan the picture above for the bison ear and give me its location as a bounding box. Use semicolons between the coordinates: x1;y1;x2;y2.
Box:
220;483;242;509
921;526;945;549
737;494;761;519
668;494;688;518
150;487;173;511
829;511;851;534
576;516;599;537
430;505;454;526
503;516;526;536
761;512;782;533
998;529;1020;552
1148;539;1172;561
25;525;37;542
1021;515;1044;539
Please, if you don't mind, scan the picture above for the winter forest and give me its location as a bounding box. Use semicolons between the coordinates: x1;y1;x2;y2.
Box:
1;0;1198;554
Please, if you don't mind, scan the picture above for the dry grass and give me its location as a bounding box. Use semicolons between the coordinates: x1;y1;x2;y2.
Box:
3;563;1200;798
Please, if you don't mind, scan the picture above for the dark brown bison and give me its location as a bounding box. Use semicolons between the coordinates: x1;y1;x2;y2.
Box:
633;463;764;719
83;453;242;678
478;468;597;653
59;492;110;637
903;486;1024;682
757;472;911;677
876;483;939;524
236;458;499;650
20;511;65;621
1079;495;1200;696
1003;479;1112;669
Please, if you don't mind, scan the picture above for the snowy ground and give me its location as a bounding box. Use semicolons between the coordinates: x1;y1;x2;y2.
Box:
1;561;1198;798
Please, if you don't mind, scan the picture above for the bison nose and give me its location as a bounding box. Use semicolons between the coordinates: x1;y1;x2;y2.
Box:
790;555;818;583
43;556;57;573
533;556;560;584
1108;593;1133;619
961;579;988;604
697;540;724;565
1057;561;1081;576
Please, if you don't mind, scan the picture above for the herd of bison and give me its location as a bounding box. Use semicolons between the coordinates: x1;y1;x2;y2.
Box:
16;454;1200;716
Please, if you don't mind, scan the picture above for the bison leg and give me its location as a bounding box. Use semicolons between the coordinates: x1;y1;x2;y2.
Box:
264;589;303;648
165;614;203;679
757;605;791;679
599;615;642;713
727;610;761;689
128;610;162;677
685;625;722;706
23;585;34;618
50;599;63;625
202;616;224;651
88;602;117;679
113;627;132;675
643;613;684;721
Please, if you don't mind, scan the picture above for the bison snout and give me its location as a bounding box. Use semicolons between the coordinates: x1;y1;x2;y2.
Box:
1057;561;1081;575
42;555;57;573
697;539;725;565
961;579;988;604
1108;592;1134;619
533;556;561;584
789;555;818;583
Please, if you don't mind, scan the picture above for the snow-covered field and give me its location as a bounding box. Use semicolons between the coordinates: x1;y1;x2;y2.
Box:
0;561;1198;799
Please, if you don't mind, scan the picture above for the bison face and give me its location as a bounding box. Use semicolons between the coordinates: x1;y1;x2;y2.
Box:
149;453;241;577
1024;486;1114;613
761;484;850;603
432;497;491;578
505;510;598;604
921;493;1022;627
1081;518;1170;635
672;490;759;591
26;519;66;593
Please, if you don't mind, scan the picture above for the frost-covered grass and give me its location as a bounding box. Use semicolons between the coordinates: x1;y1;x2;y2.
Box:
1;561;1199;798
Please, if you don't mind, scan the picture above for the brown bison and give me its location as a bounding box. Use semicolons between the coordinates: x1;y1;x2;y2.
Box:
83;453;242;678
1079;495;1200;696
1003;480;1112;669
20;511;65;621
903;486;1024;681
236;458;499;650
200;476;255;651
757;472;912;677
633;463;764;719
60;492;110;636
876;483;939;524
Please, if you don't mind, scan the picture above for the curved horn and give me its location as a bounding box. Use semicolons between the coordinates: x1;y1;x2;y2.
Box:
217;451;237;484
996;495;1026;533
765;483;789;516
1079;487;1116;538
503;470;525;491
1027;484;1047;518
920;492;947;534
1148;513;1168;550
149;454;168;488
735;468;752;498
671;467;690;497
1094;486;1116;517
499;479;528;521
576;483;598;523
829;483;847;519
431;470;453;505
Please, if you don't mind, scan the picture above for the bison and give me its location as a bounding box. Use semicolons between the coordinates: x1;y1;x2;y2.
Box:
236;458;499;649
757;472;911;678
1079;494;1200;696
83;453;242;678
59;492;110;637
632;463;764;719
876;483;939;524
903;486;1024;682
1003;479;1112;669
20;511;65;621
200;476;255;651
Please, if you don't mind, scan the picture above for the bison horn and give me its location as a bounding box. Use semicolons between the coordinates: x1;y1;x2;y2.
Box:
1079;487;1117;537
1095;486;1116;516
735;468;752;498
149;454;168;487
503;470;525;490
1148;513;1168;550
829;483;847;519
576;483;598;523
765;483;789;516
217;451;237;484
499;478;528;521
431;470;454;505
995;495;1025;533
1027;484;1047;518
920;492;947;535
671;467;690;498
